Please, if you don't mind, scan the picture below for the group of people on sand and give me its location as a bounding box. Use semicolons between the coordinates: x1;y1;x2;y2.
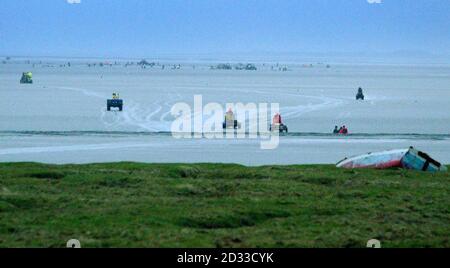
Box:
333;125;349;135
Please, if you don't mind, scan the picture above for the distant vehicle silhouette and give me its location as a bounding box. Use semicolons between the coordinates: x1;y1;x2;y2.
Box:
107;93;123;111
20;72;33;84
356;87;365;100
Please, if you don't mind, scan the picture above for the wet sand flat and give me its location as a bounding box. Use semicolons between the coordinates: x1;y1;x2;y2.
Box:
1;60;449;164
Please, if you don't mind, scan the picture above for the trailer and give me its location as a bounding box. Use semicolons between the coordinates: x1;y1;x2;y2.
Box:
107;99;123;111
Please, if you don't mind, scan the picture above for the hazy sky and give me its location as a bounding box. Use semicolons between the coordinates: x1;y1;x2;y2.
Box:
1;0;449;58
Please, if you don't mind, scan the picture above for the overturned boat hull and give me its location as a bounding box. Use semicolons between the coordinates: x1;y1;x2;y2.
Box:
336;147;447;172
336;149;408;169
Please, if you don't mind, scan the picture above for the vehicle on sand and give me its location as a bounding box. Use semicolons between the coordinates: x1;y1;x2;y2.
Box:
222;109;241;129
107;93;123;111
269;113;288;133
356;87;365;100
20;72;33;84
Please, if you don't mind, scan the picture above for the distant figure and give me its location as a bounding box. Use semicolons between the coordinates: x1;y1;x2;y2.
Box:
20;72;33;84
273;113;282;124
112;93;120;100
339;126;349;135
225;108;235;122
333;126;339;134
356;87;365;100
270;113;288;132
223;108;241;129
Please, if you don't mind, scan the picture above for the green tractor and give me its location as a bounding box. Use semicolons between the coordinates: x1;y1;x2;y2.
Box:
20;72;33;84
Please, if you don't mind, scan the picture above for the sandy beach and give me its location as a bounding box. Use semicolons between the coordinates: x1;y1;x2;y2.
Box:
1;59;449;164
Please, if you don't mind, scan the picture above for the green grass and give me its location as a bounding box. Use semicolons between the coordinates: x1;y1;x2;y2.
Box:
0;162;449;248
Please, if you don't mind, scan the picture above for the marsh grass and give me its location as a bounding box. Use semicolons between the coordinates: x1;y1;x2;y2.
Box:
0;163;448;248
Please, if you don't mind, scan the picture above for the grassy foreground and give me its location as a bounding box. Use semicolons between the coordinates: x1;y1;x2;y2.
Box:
0;162;449;248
